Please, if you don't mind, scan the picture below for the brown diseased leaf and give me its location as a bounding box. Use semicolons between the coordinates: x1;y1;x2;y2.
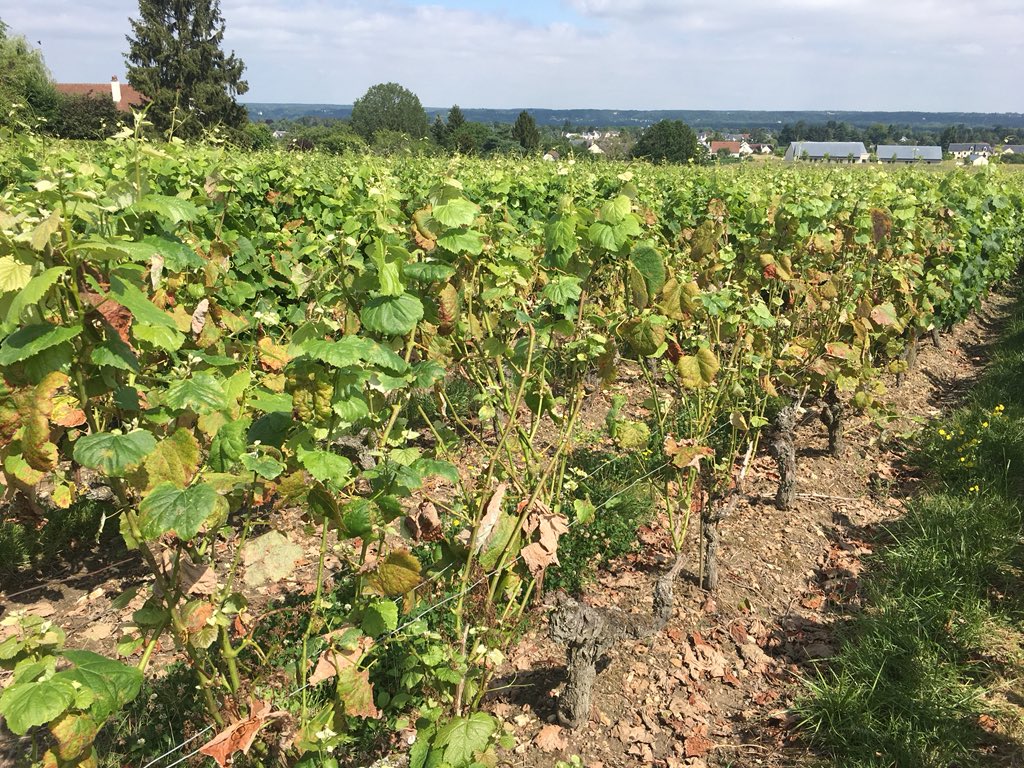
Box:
191;298;210;336
519;502;569;577
475;482;507;552
198;700;286;768
308;630;374;687
405;500;443;543
664;436;714;469
257;337;289;372
534;724;567;752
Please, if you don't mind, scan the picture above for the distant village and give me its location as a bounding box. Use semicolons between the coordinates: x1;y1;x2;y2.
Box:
562;127;1023;166
45;75;1024;166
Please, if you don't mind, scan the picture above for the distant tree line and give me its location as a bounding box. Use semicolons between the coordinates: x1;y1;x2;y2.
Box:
777;119;1018;148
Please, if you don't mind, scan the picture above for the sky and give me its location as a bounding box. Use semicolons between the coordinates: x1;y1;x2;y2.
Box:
1;0;1022;112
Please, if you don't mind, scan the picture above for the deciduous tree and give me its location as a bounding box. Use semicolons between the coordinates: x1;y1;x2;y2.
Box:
125;0;248;138
0;20;59;127
631;120;702;164
350;82;428;141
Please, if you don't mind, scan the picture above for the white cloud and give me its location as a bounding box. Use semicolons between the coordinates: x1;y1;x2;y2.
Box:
0;0;1021;111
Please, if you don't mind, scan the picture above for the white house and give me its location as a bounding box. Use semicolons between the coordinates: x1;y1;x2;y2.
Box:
948;143;993;159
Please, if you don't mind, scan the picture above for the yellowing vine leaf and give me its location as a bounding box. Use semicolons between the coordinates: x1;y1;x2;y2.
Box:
364;550;421;596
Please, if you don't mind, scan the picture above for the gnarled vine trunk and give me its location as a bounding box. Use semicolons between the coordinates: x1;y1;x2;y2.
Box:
549;554;685;728
896;328;920;387
818;384;845;457
768;403;798;510
700;491;739;592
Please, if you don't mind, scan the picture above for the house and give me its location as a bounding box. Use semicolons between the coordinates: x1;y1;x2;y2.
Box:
748;143;773;154
969;154;989;166
948;143;993;159
588;143;605;155
709;140;742;157
1002;145;1024;155
783;141;870;163
875;145;942;164
271;130;289;140
542;150;560;162
54;76;146;112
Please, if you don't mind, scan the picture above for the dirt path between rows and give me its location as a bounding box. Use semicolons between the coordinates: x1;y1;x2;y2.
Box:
491;292;1016;768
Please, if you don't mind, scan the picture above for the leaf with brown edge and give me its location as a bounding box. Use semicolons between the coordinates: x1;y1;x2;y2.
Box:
45;711;100;765
198;700;286;768
664;436;715;469
257;337;289;372
50;397;86;428
22;408;56;472
364;550;421;597
336;664;379;718
139;429;200;491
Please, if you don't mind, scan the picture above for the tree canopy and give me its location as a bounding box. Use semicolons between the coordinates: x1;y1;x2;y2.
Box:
0;20;59;127
512;110;540;152
125;0;248;138
350;83;428;141
631;120;702;164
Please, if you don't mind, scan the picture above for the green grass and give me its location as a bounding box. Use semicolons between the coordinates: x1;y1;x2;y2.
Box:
795;298;1024;767
546;446;655;594
0;498;115;589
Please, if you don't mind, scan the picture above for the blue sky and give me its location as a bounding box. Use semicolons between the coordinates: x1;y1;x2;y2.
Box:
1;0;1022;112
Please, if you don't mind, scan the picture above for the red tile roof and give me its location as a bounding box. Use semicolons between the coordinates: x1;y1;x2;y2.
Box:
54;79;147;112
710;141;742;155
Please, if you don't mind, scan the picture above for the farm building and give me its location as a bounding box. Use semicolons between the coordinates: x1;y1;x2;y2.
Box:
1002;145;1024;155
876;145;943;164
783;141;870;163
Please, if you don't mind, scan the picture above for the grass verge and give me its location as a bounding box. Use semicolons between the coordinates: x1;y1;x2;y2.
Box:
795;299;1024;767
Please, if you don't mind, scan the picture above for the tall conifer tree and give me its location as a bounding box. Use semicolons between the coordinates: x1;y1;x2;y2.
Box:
512;110;540;152
125;0;248;137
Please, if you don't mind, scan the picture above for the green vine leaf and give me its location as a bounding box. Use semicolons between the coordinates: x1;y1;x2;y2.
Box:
360;293;424;336
0;676;76;735
138;482;219;541
0;323;82;366
73;430;156;478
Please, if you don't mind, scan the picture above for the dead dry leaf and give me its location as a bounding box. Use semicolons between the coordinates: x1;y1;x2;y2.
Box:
198;700;286;768
191;299;210;336
475;483;507;552
405;500;443;543
534;724;567;752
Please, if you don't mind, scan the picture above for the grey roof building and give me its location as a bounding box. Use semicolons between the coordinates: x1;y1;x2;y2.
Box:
784;141;870;163
1002;145;1024;154
876;145;943;163
948;143;993;155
